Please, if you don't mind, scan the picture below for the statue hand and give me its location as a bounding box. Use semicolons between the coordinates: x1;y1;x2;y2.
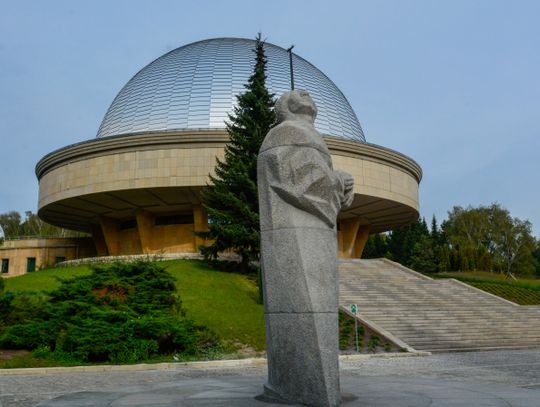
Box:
335;171;354;209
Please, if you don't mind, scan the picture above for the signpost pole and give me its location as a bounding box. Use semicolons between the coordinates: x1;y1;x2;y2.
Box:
351;304;359;352
354;316;359;352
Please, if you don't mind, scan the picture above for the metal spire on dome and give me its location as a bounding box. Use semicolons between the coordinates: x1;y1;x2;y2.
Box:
286;45;295;90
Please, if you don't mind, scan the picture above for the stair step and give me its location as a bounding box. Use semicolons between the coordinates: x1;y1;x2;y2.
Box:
407;341;540;349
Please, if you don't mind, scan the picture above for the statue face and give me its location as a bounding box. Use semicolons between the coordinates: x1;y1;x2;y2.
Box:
276;90;317;123
288;90;317;123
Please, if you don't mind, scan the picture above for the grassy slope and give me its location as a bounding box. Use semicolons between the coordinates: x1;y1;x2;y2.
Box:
436;271;540;286
3;260;265;351
430;271;540;305
165;260;265;350
4;266;92;292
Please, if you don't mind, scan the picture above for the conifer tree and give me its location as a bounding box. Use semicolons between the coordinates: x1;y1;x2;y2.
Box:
439;245;451;272
197;34;276;272
430;215;440;244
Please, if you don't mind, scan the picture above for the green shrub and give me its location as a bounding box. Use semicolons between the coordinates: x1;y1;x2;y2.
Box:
339;310;365;351
368;335;380;352
0;293;13;326
0;292;50;330
0;261;220;363
339;311;354;350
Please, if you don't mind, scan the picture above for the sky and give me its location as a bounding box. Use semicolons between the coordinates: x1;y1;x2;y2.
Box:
1;0;539;236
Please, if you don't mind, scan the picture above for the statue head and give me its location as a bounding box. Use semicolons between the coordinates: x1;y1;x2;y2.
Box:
275;90;317;124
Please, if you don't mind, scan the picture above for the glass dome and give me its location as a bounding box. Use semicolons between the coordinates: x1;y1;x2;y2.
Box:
97;38;365;142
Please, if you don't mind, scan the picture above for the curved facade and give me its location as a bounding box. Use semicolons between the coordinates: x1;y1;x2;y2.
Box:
36;131;421;258
97;38;365;142
35;37;422;261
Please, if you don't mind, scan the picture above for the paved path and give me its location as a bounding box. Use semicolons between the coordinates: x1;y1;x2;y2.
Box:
1;350;540;406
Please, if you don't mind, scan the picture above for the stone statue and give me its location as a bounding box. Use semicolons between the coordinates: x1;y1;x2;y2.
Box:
257;90;354;406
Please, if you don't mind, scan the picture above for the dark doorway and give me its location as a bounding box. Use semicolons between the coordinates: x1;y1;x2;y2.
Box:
26;257;36;273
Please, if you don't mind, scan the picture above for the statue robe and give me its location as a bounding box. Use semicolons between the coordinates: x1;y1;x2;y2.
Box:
258;118;350;407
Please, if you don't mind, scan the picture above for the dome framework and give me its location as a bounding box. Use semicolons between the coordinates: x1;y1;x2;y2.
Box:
97;38;365;142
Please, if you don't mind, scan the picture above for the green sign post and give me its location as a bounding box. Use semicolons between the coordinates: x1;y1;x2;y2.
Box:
350;304;359;352
350;304;358;314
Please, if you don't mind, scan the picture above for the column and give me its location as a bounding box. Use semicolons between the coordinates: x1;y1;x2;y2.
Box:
192;204;208;251
99;217;120;256
91;224;109;256
353;224;371;258
135;210;154;254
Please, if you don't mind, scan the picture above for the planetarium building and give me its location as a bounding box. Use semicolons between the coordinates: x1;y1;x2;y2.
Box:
35;38;421;260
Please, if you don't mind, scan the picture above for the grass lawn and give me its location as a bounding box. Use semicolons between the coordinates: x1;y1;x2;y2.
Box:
4;265;92;293
429;271;540;305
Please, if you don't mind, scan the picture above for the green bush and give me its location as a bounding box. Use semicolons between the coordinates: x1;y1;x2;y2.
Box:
0;261;220;363
368;335;380;352
338;310;364;351
0;293;13;326
339;311;353;350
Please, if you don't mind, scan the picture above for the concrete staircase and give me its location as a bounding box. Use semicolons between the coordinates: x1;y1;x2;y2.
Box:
339;259;540;352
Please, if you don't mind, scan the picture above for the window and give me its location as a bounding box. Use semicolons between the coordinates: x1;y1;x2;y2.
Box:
27;257;36;273
1;259;8;273
155;214;194;226
119;219;137;230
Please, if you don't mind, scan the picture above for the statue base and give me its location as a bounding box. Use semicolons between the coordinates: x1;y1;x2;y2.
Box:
255;383;358;406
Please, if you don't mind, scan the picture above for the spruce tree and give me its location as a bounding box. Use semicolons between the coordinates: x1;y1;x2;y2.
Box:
430;215;440;243
197;34;276;272
439;245;451;272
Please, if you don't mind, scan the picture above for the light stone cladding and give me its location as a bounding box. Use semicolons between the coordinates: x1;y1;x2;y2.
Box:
35;130;421;258
38;142;224;209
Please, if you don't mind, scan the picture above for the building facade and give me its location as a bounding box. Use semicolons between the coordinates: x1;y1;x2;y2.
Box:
25;38;422;272
0;237;96;277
